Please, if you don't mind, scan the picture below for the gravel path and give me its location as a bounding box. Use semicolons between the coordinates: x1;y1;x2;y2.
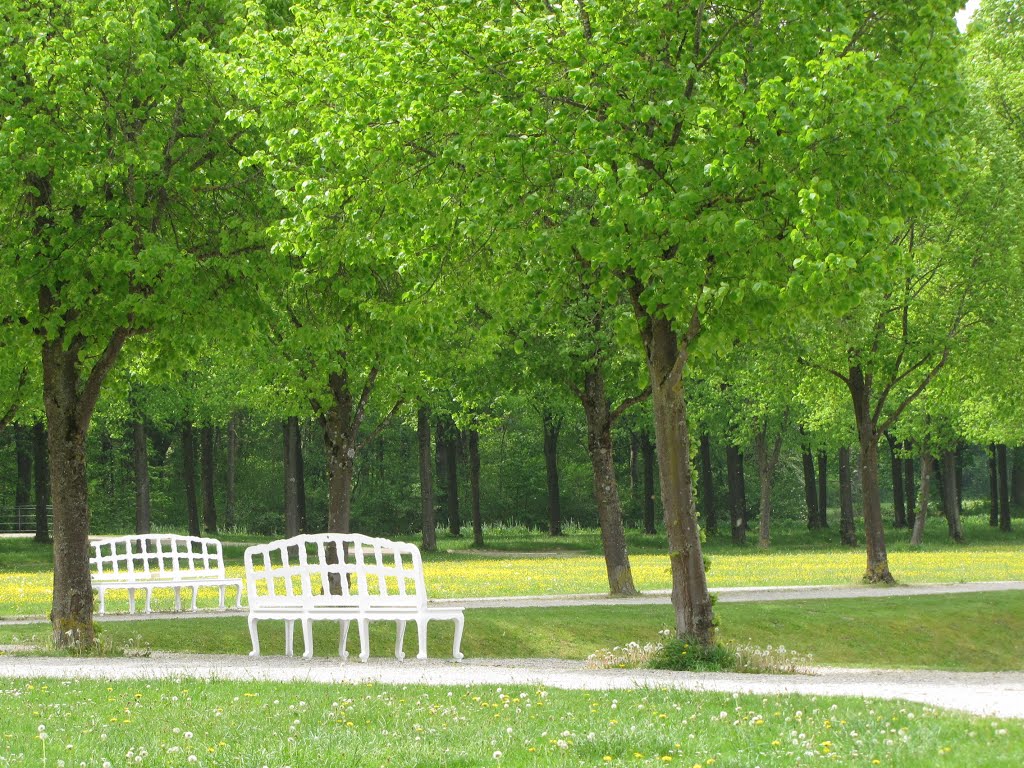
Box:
2;653;1022;720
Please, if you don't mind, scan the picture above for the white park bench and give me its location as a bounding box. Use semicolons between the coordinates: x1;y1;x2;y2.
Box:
244;533;464;662
90;534;243;615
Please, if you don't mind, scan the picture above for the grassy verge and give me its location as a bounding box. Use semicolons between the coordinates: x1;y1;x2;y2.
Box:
3;678;1023;767
2;592;1022;671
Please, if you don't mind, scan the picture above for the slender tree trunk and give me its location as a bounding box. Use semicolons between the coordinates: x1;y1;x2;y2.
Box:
628;430;640;495
417;406;436;551
955;443;964;513
738;451;749;529
725;443;746;545
33;423;49;544
284;419;300;537
838;446;857;546
200;426;217;534
225;413;238;531
755;424;783;549
634;307;714;643
990;443;1000;527
469;429;483;547
444;419;461;537
295;420;306;533
580;368;637;596
848;366;893;583
816;450;828;528
910;454;933;546
941;450;963;542
14;425;31;514
998;443;1012;532
1012;447;1024;508
886;434;906;528
801;441;820;530
182;422;200;537
132;420;151;535
434;417;448;522
542;410;563;536
642;430;657;534
903;447;917;529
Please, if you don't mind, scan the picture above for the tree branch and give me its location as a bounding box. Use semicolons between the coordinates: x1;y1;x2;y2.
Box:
610;385;652;424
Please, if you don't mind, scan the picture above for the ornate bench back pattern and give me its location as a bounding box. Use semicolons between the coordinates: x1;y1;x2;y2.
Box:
91;535;228;582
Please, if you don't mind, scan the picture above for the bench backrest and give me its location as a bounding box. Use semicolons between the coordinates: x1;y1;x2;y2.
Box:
244;533;428;611
91;535;227;582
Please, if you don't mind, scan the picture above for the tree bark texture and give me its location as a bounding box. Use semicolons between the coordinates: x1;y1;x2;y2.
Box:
642;431;657;534
33;423;49;543
816;450;828;528
997;443;1012;532
284;419;300;537
321;376;359;535
725;443;746;545
637;311;714;643
417;406;436;551
226;413;239;530
132;420;151;535
940;450;964;542
698;433;715;535
182;422;200;537
200;426;217;534
886;434;906;528
580;367;637;596
801;443;820;530
990;443;1000;527
542;410;563;536
469;429;483;547
910;454;933;546
848;366;893;583
755;424;783;549
838;446;857;546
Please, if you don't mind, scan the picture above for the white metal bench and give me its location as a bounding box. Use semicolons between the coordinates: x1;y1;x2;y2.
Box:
244;533;464;662
90;534;243;615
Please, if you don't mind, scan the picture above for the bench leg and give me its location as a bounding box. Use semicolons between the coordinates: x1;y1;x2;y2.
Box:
144;587;154;614
339;620;351;660
248;616;261;657
191;586;199;611
285;620;295;657
97;587;106;616
127;588;136;614
174;587;182;612
302;619;314;659
395;620;406;660
358;619;370;663
416;619;428;660
235;584;243;609
452;615;465;661
218;585;226;610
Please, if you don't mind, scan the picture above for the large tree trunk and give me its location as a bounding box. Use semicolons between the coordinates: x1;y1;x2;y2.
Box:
542;410;563;536
182;422;200;537
998;443;1012;533
469;429;483;547
848;366;893;583
417;406;436;551
816;451;828;528
838;446;857;546
801;440;820;530
200;426;217;534
725;443;746;545
225;413;239;530
755;424;784;549
903;448;917;529
635;309;714;643
1012;447;1024;508
886;434;906;528
940;450;964;542
910;453;933;546
321;378;359;535
14;425;31;514
698;433;715;535
641;430;657;534
132;420;151;535
580;368;637;596
33;423;49;543
990;443;1000;527
284;419;300;537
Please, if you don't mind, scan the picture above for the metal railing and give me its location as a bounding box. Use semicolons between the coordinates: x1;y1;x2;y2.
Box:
0;505;53;534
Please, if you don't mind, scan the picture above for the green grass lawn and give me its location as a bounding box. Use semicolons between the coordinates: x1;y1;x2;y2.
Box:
3;592;1022;671
2;677;1021;767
